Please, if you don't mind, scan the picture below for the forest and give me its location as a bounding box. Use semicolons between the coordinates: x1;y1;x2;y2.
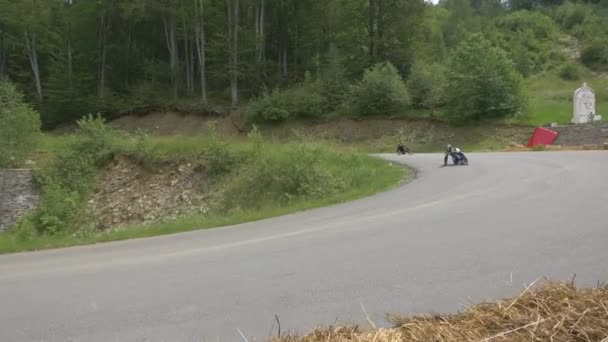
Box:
2;0;608;126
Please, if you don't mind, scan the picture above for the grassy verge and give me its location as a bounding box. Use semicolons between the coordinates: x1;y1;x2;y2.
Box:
0;122;406;254
510;72;608;126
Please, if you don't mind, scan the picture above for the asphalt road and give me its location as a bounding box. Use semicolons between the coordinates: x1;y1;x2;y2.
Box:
1;152;607;342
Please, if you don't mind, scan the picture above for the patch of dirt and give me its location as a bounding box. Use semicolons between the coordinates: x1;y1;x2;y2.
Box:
562;35;581;60
107;111;243;136
87;156;211;230
262;118;455;143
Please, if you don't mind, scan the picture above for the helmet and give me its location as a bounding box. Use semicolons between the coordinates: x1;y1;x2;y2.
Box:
446;144;452;150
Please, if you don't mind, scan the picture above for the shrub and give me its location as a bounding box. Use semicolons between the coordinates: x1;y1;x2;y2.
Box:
407;62;446;113
320;46;351;111
125;81;169;112
581;39;608;69
445;34;527;121
31;115;115;234
0;80;41;168
555;1;591;30
349;62;410;117
488;11;563;75
558;61;583;80
222;143;348;210
203;126;239;177
245;80;326;123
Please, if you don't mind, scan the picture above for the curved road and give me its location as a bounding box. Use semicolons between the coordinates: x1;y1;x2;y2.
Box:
1;152;607;342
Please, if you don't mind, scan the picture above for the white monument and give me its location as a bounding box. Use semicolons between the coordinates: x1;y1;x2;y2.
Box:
572;82;601;124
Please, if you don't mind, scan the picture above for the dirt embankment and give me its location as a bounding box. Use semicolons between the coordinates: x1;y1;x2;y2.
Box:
107;111;244;136
104;112;536;151
87;156;210;230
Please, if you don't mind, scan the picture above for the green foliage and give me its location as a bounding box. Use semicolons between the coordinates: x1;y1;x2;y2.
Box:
442;0;481;48
555;1;592;30
320;46;350;111
6;125;404;247
245;81;326;123
0;136;404;254
123;81;170;113
31;115;115;234
581;39;608;69
202;122;240;176
445;34;527;121
488;11;564;76
349;62;410;117
407;62;447;113
0;0;602;126
558;61;584;80
221;141;387;211
0;80;41;168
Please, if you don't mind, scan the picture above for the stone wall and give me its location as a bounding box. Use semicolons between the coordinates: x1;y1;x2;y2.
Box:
550;123;608;146
0;169;39;232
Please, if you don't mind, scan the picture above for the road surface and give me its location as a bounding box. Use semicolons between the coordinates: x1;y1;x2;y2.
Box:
1;152;607;342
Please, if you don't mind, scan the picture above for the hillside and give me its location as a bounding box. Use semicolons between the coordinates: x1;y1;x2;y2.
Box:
1;0;608;128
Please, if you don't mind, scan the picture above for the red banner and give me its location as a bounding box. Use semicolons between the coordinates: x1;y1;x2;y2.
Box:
527;127;559;147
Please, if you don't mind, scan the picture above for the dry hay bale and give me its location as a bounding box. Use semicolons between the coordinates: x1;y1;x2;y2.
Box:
503;142;529;152
273;279;608;342
544;144;563;151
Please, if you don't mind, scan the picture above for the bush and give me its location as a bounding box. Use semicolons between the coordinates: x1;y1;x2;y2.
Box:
0;80;41;168
581;39;608;69
407;62;446;112
349;62;410;117
555;1;591;30
488;11;563;76
320;46;351;111
31;115;115;234
245;80;326;123
222;141;364;210
124;81;169;112
203;123;240;176
445;34;527;121
558;61;584;80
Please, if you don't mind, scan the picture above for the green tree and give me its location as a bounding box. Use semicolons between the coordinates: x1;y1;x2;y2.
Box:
487;11;563;76
445;34;526;121
0;80;41;168
442;0;481;48
407;61;446;115
349;62;410;117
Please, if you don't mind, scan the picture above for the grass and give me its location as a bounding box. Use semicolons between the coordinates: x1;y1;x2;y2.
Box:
0;132;407;254
510;72;608;126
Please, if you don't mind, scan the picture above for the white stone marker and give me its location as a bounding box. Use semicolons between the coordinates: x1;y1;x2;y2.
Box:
572;82;602;124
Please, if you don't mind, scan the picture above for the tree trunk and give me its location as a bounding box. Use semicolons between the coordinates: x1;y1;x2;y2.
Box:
278;0;288;84
377;0;384;59
227;0;239;107
164;9;179;101
255;0;266;90
293;20;298;80
190;37;196;96
0;26;7;79
183;20;193;96
66;22;73;92
97;12;109;98
368;0;377;63
24;31;42;100
125;30;132;89
194;0;207;104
